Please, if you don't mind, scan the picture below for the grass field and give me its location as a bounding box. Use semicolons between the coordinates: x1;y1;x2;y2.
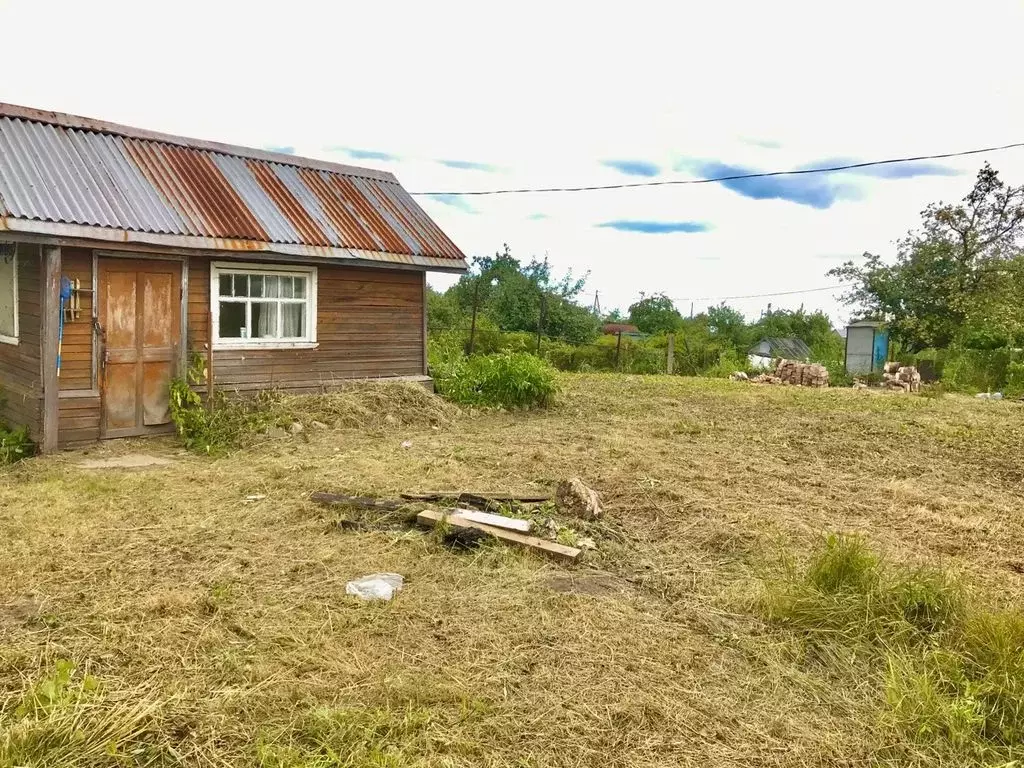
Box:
2;375;1023;767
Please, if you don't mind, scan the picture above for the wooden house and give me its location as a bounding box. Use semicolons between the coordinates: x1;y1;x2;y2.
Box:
0;103;468;452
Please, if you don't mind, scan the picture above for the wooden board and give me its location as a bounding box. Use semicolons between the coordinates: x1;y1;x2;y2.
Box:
401;491;552;504
310;492;406;510
416;509;581;564
453;508;533;533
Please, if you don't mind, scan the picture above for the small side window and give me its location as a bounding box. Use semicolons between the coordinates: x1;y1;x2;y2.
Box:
0;244;18;345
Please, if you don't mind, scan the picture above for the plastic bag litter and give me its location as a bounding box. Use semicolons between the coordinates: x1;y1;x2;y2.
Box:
346;573;404;601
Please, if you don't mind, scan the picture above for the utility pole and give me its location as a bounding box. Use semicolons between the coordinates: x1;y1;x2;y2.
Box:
468;277;482;355
536;293;547;355
667;333;675;375
689;301;694;319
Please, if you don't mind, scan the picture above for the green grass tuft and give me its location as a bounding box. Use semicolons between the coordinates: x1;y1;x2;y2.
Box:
763;534;1024;764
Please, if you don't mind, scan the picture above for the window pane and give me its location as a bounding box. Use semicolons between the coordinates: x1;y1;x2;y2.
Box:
292;276;306;299
264;275;280;298
219;301;245;338
250;274;264;297
280;276;294;298
219;273;233;297
281;303;304;338
233;274;249;297
0;255;15;337
251;302;279;338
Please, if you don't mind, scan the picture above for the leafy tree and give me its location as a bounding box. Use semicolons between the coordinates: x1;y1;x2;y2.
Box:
750;306;842;356
443;244;598;343
706;303;751;348
830;164;1024;350
628;293;682;334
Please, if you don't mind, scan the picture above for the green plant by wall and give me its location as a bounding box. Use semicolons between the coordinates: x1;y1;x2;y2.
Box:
433;351;558;408
0;387;36;464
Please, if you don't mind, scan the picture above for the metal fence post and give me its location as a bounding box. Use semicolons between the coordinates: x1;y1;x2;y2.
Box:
667;333;675;374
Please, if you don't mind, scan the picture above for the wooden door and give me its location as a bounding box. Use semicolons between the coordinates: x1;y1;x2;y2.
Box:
98;258;181;438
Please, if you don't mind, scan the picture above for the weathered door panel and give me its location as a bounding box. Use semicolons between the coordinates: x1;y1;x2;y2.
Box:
141;272;176;426
98;259;181;437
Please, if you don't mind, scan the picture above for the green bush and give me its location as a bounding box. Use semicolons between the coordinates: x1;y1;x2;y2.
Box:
1005;361;1024;399
433;351;558;408
0;387;36;464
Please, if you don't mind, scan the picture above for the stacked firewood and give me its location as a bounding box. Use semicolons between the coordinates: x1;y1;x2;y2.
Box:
751;359;830;388
882;362;921;393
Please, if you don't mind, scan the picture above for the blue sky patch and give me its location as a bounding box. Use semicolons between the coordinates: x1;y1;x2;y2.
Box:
425;194;478;214
527;212;549;220
686;160;855;209
603;159;661;177
264;145;295;155
330;147;400;162
597;220;710;234
437;159;499;172
804;157;960;179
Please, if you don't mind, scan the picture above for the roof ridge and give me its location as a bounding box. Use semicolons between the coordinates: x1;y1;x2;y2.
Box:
0;102;398;184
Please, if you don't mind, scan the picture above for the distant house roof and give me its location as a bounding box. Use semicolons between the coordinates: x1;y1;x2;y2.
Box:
749;337;813;360
603;323;640;335
847;319;885;328
0;103;467;271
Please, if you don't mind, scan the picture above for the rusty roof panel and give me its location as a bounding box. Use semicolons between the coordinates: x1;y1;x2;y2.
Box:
0;104;467;270
212;154;300;244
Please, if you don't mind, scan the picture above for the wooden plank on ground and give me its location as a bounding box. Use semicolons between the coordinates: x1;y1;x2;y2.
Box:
401;491;552;504
454;508;533;533
416;509;580;564
310;492;405;510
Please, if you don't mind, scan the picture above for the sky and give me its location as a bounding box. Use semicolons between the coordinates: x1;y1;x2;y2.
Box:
2;0;1023;325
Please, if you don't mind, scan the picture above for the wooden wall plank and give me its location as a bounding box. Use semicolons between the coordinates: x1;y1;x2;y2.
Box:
58;247;95;391
0;243;43;438
41;246;61;452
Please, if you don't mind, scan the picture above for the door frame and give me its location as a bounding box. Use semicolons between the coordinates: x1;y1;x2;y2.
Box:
96;252;189;438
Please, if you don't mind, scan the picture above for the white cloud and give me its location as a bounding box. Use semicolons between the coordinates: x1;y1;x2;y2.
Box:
3;0;1023;324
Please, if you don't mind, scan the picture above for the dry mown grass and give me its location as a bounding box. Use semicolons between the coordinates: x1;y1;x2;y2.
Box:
2;375;1023;766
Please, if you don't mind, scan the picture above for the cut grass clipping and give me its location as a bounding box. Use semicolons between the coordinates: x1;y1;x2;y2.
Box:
169;380;456;454
431;351;558;408
761;534;1024;764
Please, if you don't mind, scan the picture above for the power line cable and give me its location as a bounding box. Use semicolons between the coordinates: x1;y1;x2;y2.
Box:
577;284;842;305
668;284;843;303
411;142;1024;196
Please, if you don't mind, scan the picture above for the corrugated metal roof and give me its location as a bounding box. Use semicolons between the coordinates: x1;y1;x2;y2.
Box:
750;337;813;360
0;103;467;270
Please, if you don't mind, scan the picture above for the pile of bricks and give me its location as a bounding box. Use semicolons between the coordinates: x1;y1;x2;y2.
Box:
751;359;830;388
881;362;921;393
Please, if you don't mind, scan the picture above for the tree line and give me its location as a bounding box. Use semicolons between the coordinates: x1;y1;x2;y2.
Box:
428;164;1024;378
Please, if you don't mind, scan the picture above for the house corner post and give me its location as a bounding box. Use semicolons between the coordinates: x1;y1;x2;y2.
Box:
41;245;62;453
422;271;429;376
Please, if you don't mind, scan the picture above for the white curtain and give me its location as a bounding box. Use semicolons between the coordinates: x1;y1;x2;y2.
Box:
282;303;302;338
256;302;277;338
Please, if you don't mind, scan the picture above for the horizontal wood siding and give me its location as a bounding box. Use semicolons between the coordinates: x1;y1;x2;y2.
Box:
188;256;426;392
0;242;42;436
58;247;95;392
58;394;101;447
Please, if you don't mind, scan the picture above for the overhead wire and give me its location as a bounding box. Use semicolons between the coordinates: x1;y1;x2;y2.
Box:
410;142;1024;196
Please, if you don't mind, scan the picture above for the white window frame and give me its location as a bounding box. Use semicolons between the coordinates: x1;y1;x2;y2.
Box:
210;261;318;350
0;244;18;346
